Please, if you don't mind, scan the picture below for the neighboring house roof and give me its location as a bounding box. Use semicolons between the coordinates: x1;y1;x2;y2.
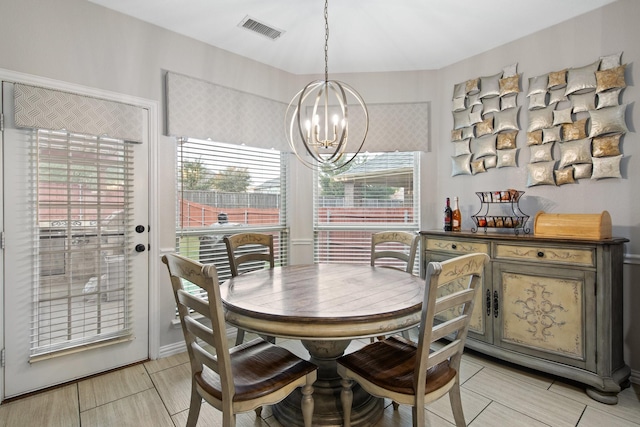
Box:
253;177;280;193
332;152;414;187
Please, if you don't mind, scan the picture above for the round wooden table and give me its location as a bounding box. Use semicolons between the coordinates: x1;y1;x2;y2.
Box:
220;264;424;427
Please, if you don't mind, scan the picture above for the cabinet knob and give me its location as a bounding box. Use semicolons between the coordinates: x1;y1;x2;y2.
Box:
451;244;457;250
537;251;544;258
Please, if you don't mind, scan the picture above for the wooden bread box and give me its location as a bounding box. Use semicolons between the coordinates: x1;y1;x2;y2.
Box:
534;211;612;240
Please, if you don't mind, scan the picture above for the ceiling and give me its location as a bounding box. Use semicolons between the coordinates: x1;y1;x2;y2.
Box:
88;0;616;75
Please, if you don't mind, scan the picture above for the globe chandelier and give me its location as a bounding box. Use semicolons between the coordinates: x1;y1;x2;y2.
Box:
285;0;369;170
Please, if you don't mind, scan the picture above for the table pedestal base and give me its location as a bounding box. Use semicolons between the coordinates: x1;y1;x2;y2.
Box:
272;339;384;427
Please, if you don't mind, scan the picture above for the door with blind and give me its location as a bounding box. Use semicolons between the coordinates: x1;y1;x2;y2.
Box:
1;82;150;398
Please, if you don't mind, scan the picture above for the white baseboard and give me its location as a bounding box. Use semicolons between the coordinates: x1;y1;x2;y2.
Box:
157;328;237;360
157;341;186;359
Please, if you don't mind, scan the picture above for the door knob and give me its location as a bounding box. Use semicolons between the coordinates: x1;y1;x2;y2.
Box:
135;244;146;253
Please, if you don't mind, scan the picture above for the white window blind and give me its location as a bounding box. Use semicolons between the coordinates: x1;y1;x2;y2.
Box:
176;138;288;288
33;129;133;358
314;151;420;274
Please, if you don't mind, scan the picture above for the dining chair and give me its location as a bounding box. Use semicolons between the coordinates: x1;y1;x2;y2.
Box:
162;253;317;427
370;231;419;341
337;252;490;427
223;232;276;345
370;231;419;273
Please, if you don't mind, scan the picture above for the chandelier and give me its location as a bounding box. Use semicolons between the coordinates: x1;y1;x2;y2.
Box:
285;0;369;170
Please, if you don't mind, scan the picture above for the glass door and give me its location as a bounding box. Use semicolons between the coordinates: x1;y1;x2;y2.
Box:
2;82;150;398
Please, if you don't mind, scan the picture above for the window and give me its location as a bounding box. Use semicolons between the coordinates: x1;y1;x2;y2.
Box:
314;152;420;273
33;130;133;357
175;138;288;287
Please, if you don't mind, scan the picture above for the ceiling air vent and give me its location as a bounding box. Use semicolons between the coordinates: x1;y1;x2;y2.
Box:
238;16;284;40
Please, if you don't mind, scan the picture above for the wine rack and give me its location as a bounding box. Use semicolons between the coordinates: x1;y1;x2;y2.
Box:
471;190;530;235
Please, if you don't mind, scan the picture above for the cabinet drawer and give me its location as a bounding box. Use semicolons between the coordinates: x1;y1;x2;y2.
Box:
426;238;489;255
494;243;594;267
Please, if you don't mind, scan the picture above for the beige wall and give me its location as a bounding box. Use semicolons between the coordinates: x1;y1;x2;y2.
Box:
0;0;637;378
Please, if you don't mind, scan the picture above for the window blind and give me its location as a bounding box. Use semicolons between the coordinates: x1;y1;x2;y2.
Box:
176;138;288;289
313;151;420;274
32;129;134;359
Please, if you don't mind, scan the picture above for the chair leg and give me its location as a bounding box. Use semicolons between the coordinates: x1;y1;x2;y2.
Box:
412;404;424;427
301;376;315;427
235;328;245;346
340;378;353;427
222;411;236;427
185;384;202;427
449;380;467;427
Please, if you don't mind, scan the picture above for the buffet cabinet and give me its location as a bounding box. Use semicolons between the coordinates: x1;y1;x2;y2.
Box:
420;230;630;404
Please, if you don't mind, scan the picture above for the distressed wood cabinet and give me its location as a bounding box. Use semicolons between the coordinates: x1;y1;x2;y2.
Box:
420;230;630;404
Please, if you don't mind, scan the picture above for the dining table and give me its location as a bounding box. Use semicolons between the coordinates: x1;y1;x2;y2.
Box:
220;263;425;427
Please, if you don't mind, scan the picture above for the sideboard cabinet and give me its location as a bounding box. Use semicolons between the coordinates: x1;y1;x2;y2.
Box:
420;230;630;404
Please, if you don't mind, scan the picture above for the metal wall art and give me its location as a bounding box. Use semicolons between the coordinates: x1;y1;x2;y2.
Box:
524;52;628;186
450;64;521;176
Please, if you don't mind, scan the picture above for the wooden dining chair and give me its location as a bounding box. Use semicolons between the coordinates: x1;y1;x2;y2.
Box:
370;231;419;273
223;232;276;344
162;253;317;427
370;231;419;340
224;232;275;277
337;252;490;427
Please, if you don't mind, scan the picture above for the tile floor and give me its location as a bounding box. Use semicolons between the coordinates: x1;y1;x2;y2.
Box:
0;333;638;427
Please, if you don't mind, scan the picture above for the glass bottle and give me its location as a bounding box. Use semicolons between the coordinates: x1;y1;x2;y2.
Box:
452;197;461;232
443;197;452;231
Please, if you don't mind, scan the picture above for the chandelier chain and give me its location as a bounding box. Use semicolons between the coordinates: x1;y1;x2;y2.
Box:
324;0;329;82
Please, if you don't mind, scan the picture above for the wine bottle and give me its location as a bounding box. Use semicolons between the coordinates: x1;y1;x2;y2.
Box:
443;197;452;231
452;196;461;232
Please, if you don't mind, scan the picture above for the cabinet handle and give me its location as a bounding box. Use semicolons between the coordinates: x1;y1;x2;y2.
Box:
493;290;499;318
537;251;544;258
451;244;457;250
486;289;491;316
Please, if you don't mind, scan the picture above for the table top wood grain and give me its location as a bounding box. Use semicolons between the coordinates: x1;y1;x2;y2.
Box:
220;264;424;340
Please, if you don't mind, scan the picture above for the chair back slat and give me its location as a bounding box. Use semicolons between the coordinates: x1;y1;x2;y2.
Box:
192;341;221;374
414;253;489;396
427;339;462;367
183;313;216;348
177;290;211;318
430;316;469;343
371;231;419;273
162;254;234;398
434;288;476;314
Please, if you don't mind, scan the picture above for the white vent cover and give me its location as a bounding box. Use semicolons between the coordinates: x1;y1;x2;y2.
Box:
238;16;284;40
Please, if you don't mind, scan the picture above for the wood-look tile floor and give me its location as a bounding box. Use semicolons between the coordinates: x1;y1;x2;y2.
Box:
1;332;638;427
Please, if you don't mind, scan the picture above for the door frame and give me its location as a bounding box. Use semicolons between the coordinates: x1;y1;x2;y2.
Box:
0;68;160;400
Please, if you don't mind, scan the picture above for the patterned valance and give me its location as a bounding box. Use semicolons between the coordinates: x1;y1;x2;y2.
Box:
165;71;289;151
359;102;430;153
165;71;429;153
14;84;145;143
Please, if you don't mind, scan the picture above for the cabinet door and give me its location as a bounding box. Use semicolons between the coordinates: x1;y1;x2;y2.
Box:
493;262;596;370
424;251;492;344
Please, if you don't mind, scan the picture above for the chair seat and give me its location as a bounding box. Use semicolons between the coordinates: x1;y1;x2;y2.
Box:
197;338;317;402
337;336;456;396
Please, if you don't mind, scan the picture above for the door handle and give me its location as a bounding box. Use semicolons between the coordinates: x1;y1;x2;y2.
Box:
486;289;491;316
